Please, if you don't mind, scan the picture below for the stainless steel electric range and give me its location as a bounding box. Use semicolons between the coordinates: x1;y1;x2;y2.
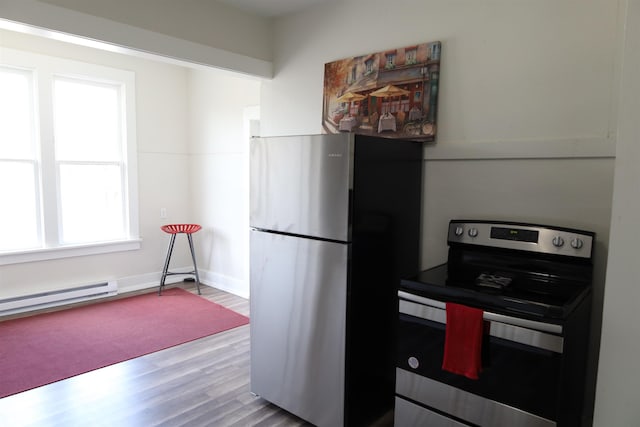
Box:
395;220;594;427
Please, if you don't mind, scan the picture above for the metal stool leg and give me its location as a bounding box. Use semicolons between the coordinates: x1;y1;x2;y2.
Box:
187;233;201;295
159;234;177;296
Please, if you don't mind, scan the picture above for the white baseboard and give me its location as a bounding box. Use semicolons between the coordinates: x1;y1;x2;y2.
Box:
200;270;249;299
117;268;249;299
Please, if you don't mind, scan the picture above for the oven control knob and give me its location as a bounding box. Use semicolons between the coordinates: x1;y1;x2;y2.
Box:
571;238;584;249
454;226;464;236
468;227;478;238
552;236;565;247
408;356;420;369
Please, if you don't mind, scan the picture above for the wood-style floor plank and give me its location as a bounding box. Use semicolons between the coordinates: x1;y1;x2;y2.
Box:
0;283;311;427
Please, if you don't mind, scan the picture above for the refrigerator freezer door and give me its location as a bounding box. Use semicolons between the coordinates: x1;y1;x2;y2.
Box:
250;134;353;242
250;230;347;427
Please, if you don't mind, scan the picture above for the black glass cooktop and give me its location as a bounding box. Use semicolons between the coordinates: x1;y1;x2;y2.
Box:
400;263;592;321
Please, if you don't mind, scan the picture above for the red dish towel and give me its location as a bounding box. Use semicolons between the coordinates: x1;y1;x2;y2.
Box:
442;302;485;380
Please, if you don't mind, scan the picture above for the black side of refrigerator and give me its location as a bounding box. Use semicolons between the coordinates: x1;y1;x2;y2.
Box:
345;134;423;426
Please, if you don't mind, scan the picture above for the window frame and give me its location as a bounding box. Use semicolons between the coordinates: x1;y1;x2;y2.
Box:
0;47;140;266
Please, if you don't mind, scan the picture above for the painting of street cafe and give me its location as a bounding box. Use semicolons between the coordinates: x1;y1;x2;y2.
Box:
322;41;441;142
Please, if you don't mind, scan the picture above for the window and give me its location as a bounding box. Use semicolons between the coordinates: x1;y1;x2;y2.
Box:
385;53;396;69
0;48;139;265
54;77;127;244
406;48;418;65
0;67;40;251
365;59;374;75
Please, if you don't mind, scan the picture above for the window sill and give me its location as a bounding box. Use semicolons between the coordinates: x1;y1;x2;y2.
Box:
0;239;142;266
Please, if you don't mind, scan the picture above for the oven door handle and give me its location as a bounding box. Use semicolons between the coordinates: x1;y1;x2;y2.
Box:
398;291;562;334
398;291;564;353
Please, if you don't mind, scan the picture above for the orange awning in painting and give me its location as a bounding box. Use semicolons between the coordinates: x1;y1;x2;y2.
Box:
369;84;410;98
336;91;367;102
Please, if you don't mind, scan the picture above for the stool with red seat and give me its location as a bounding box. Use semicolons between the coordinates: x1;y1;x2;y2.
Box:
159;224;202;296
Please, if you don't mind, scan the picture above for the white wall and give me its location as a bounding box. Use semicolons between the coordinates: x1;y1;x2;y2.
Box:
594;1;640;424
260;0;620;423
188;68;261;297
262;0;620;144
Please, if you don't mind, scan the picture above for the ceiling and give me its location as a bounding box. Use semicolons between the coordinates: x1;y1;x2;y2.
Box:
215;0;332;17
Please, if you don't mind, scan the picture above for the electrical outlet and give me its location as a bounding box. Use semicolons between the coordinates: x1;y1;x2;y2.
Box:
160;208;167;219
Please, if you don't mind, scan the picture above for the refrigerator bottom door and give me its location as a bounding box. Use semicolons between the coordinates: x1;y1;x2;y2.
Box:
250;230;347;427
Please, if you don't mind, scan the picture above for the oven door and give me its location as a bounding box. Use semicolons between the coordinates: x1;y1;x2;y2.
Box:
395;291;563;427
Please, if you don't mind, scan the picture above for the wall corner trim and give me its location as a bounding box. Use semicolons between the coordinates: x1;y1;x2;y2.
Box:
424;135;616;161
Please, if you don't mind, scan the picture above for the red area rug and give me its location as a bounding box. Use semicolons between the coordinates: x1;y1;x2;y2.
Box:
0;287;249;398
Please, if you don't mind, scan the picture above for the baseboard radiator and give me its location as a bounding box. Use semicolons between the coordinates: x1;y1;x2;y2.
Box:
0;281;118;316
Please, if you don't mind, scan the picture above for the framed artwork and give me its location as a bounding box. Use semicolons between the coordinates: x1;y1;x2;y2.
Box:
322;41;441;142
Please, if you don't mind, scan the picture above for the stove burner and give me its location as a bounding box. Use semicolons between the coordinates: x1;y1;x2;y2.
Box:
475;272;513;290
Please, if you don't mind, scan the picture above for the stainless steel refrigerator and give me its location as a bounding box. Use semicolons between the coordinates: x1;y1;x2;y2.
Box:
250;133;423;426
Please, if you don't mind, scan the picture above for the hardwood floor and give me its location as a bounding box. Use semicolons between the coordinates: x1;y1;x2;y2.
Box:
0;283;312;427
